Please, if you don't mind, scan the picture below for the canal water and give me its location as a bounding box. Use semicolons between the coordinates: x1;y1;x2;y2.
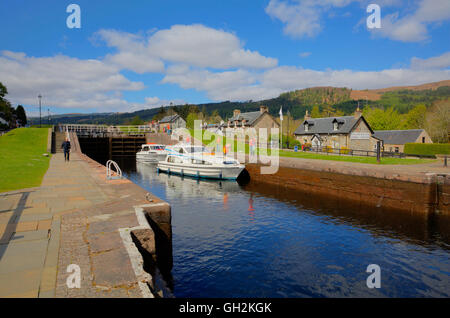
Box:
118;159;450;298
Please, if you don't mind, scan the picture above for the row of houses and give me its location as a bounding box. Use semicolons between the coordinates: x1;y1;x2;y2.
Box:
156;106;433;153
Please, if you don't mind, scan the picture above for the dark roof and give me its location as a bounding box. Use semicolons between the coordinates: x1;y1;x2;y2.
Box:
159;114;182;124
294;116;371;135
373;129;424;145
229;111;263;126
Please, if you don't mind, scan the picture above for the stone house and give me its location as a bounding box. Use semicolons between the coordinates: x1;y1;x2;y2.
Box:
159;114;186;132
226;106;280;131
373;129;433;153
294;107;379;151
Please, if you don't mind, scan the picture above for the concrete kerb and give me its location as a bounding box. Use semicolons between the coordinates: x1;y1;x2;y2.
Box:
118;202;172;298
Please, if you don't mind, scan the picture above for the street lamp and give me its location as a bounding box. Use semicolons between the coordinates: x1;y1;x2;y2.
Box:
38;94;42;128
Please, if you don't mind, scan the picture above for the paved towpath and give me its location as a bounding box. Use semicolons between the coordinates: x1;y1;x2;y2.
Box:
0;151;165;298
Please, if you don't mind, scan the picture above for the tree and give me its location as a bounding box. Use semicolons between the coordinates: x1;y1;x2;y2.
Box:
363;106;404;130
321;104;335;117
186;112;199;129
402;104;426;129
311;105;321;118
425;99;450;143
130;115;144;125
16;105;27;126
0;82;15;127
208;110;222;124
0;82;7;98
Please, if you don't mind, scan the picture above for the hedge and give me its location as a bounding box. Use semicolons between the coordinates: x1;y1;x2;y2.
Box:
404;143;450;156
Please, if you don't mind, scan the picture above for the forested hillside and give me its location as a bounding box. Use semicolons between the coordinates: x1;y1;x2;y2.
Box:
29;82;450;142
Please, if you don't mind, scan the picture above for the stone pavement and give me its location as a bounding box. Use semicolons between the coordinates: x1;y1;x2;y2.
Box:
0;151;168;298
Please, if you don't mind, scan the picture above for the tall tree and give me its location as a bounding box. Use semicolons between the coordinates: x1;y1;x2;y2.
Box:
186;112;199;129
16;105;27;126
425;99;450;143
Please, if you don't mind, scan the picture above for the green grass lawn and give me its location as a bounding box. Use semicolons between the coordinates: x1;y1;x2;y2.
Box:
187;129;435;165
0;128;51;192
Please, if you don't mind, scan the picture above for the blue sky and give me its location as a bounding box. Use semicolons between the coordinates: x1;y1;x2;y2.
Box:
0;0;449;116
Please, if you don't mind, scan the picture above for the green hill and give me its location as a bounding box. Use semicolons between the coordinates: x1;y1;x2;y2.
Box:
29;83;450;125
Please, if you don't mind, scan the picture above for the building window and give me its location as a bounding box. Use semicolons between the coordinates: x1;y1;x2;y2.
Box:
304;124;309;132
333;122;338;131
395;147;399;153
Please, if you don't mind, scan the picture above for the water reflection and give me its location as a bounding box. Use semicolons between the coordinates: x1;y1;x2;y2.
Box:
120;159;450;298
243;181;450;250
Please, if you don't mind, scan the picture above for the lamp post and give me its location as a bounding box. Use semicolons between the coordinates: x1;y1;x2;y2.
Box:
287;110;291;149
38;94;42;128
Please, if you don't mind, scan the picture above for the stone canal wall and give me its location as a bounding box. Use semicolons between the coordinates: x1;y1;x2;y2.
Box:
245;159;450;216
54;132;174;297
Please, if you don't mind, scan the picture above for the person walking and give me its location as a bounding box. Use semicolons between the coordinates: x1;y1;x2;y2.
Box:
61;137;71;162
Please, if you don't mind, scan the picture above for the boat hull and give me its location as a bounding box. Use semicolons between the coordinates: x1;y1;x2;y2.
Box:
157;162;245;180
136;152;167;163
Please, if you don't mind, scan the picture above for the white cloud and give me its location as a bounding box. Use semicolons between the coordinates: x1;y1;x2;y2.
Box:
266;0;449;42
96;29;164;73
411;52;450;70
97;24;277;71
265;0;363;39
159;53;450;101
142;96;186;108
370;0;450;42
0;50;145;112
265;0;323;38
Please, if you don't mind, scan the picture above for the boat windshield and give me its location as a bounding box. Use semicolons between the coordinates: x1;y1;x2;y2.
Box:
150;145;165;150
185;146;208;153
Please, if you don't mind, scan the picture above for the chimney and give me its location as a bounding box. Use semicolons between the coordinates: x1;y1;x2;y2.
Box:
304;110;311;121
354;103;362;119
260;106;268;114
233;109;241;118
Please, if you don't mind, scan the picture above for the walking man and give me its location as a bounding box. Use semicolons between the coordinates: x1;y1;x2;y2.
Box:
61;137;71;162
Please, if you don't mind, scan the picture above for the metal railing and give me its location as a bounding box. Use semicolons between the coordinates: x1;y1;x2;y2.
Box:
59;124;154;137
106;160;122;180
300;146;437;159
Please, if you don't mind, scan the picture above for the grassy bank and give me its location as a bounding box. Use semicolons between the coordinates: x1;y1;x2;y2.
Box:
188;129;434;165
0;128;51;192
278;150;434;165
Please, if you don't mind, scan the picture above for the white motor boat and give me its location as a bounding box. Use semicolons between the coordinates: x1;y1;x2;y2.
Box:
157;144;245;180
136;144;168;163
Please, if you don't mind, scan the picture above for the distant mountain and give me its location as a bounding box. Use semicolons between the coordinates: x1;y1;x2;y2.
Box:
350;80;450;101
29;80;450;125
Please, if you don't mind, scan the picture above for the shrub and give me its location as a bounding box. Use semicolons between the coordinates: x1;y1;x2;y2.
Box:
323;145;333;153
340;146;350;154
404;143;450;155
302;143;312;151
